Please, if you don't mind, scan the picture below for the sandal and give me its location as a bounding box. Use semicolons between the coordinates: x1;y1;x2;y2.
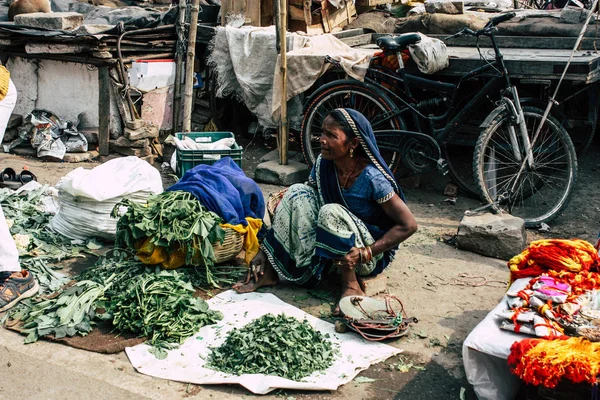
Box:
19;170;37;185
0;168;22;189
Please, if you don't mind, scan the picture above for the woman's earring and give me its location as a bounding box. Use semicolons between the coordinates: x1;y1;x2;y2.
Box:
350;148;354;158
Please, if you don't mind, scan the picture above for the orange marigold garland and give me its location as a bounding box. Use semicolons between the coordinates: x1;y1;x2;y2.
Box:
509;239;600;282
509;337;600;388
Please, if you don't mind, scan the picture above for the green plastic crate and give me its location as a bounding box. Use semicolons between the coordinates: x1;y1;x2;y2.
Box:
176;132;243;177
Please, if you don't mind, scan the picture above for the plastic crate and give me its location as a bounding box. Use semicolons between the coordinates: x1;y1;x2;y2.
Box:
176;132;243;177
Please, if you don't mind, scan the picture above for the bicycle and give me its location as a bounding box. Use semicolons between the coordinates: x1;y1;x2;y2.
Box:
300;12;578;227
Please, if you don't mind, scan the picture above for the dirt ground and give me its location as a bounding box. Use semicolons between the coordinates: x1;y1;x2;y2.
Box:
0;134;598;399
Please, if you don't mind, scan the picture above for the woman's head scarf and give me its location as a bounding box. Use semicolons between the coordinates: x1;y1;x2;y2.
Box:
319;108;405;205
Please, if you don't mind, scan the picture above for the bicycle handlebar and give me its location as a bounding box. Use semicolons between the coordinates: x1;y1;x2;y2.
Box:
445;12;515;40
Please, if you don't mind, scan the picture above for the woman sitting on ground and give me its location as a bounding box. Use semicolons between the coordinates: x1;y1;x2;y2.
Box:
233;108;418;312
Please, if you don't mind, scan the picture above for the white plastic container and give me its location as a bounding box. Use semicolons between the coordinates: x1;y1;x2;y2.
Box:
128;59;176;92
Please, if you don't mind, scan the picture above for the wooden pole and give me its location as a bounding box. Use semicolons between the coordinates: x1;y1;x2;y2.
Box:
98;66;111;156
279;0;288;165
172;0;187;134
182;0;201;133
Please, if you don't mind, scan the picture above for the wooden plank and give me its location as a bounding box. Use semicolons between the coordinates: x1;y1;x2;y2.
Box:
326;2;355;30
289;4;305;21
416;34;600;51
246;0;261;26
25;43;93;54
98;66;111;157
339;33;372;47
303;0;311;25
332;28;367;39
289;0;303;6
355;0;399;6
261;0;275;26
321;0;332;33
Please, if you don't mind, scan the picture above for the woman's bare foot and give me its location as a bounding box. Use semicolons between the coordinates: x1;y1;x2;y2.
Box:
332;266;365;316
232;250;279;293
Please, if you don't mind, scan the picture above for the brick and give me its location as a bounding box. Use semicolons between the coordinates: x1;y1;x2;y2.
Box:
360;274;388;297
14;12;84;31
62;150;99;163
111;136;149;148
109;143;152;157
124;123;159;141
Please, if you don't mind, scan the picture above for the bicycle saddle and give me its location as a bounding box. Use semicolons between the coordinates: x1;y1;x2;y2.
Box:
375;33;421;52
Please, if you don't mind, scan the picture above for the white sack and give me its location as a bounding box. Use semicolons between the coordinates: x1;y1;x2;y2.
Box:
56;156;163;202
409;33;449;74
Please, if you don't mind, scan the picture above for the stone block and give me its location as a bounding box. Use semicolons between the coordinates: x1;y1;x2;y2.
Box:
14;12;84;31
258;149;305;164
254;159;310;186
456;212;526;261
124;124;159;141
425;0;464;14
360;274;388;297
109;143;152;157
111;136;149;148
8;114;22;129
62;151;99;163
78;128;99;145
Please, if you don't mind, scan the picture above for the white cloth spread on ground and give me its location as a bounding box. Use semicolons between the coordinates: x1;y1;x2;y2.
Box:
125;290;401;394
207;26;306;129
272;34;377;121
462;278;529;400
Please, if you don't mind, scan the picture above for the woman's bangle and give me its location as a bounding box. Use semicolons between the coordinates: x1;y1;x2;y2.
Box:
366;246;373;263
359;247;364;264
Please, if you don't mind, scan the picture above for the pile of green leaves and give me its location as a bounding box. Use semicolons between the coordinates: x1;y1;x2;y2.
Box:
207;314;338;381
111;191;226;286
108;269;223;358
12;277;115;343
0;186;92;263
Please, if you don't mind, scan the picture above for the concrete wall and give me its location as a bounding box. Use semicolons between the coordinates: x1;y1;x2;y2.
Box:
6;57;122;137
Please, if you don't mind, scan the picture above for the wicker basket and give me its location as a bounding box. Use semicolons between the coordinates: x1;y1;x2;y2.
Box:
212;227;244;263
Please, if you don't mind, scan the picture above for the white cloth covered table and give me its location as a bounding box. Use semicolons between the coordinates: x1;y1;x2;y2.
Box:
462;278;530;400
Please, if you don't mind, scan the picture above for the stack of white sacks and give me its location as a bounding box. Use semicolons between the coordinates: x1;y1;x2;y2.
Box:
49;157;163;241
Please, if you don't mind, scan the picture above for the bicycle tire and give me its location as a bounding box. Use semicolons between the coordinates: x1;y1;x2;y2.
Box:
473;106;578;228
301;80;406;171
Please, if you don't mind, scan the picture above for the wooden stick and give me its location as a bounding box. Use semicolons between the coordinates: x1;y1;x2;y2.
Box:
279;0;288;165
98;66;111;156
182;0;201;133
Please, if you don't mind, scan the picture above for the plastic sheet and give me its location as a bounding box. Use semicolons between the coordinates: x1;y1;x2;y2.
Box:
125;290;401;394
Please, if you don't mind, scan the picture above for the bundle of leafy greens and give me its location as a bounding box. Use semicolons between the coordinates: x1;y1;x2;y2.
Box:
111;191;226;286
207;314;338;380
108;269;223;358
13;277;115;343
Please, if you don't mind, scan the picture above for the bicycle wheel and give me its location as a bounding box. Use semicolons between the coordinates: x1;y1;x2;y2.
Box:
301;80;406;171
473;106;578;228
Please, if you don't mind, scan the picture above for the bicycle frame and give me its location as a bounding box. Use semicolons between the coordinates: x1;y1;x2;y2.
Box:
363;32;515;146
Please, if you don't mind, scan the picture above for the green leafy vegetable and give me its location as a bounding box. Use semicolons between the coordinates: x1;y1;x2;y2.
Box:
111;191;226;286
207;314;338;381
108;269;223;352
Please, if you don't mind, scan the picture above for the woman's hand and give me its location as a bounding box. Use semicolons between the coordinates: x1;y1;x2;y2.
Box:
242;250;268;284
334;247;362;269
